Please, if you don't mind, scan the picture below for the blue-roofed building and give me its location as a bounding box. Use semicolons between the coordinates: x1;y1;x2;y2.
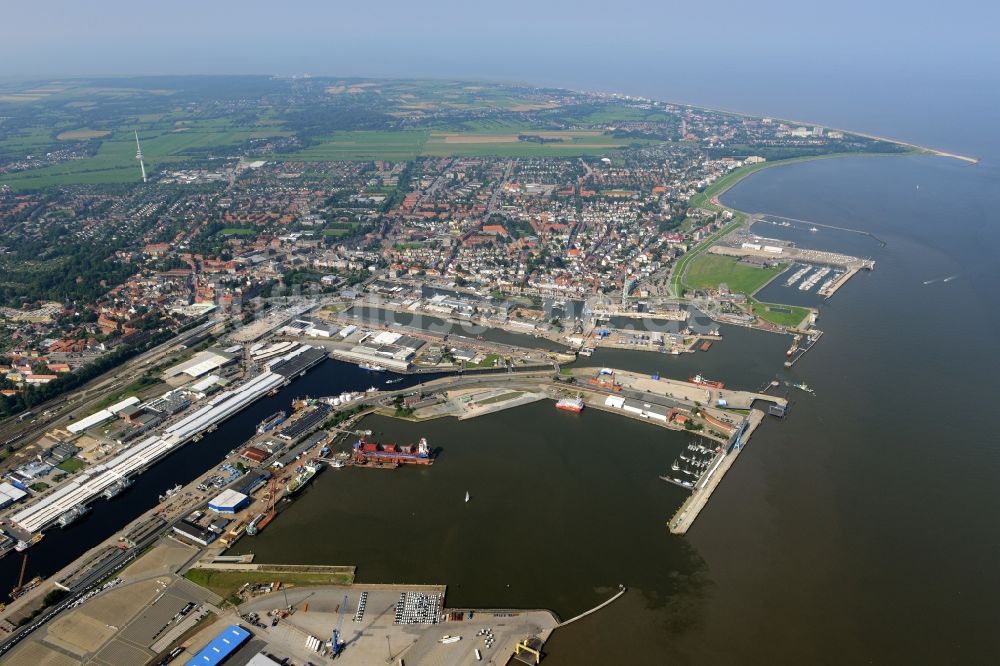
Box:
185;625;251;666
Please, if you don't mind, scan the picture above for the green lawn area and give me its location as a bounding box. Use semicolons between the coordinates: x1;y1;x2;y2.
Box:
183;566;355;601
220;227;256;236
322;224;358;237
466;353;500;368
93;375;161;410
56;457;87;473
684;254;784;295
670;221;743;297
749;299;811;328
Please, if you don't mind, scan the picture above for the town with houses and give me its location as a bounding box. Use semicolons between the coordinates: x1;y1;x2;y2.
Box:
0;76;893;664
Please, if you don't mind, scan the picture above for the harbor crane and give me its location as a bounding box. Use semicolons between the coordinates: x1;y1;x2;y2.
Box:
330;593;348;656
10;554;28;599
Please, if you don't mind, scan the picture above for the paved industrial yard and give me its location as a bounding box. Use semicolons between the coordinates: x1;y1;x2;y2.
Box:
188;585;556;666
2;542;221;666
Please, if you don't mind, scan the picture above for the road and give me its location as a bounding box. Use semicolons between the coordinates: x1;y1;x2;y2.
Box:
0;320;220;467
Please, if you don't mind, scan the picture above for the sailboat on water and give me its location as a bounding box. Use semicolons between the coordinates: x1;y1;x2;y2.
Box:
465;491;470;503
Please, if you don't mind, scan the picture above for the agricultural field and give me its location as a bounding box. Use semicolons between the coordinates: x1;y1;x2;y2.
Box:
282;128;650;161
284;130;429;161
0;120;290;189
56;129;111;140
684;254;785;295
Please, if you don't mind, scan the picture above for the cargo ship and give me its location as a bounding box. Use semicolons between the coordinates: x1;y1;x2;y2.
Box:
102;477;132;500
257;411;287;433
688;374;725;389
283;461;323;498
555;397;585;413
245;512;266;536
352;437;433;466
358;362;387;371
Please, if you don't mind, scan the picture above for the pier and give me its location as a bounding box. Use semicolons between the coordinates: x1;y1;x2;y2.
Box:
670;409;765;534
556;585;627;627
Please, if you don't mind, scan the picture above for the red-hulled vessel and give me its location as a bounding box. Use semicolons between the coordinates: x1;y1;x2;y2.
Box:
555;397;585;413
688;374;725;389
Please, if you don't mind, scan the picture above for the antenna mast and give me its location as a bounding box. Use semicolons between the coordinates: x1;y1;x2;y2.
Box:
134;130;147;183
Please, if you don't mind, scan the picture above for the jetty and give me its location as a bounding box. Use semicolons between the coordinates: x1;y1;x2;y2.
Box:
670;409;765;534
557;585;627;627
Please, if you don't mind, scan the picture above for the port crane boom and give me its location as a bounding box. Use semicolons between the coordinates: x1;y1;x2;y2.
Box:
331;593;348;656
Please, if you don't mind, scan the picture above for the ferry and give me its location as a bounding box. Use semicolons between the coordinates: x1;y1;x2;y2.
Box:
555;396;585;413
257;411;287;434
359;362;387;371
688;374;725;389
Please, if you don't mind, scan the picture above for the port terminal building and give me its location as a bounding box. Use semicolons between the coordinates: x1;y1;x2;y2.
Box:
208;489;251;514
185;625;251;666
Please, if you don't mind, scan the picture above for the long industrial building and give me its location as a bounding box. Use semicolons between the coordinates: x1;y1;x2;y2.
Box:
10;370;288;534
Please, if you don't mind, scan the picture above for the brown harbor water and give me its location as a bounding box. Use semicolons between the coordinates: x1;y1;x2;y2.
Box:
235;153;1000;663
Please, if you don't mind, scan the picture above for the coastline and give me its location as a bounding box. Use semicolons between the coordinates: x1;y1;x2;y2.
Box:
655;98;980;164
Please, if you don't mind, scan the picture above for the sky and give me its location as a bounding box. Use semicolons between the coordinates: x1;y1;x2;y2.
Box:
2;0;998;154
2;0;997;82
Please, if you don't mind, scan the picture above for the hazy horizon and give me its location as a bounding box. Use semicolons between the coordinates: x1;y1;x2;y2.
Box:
3;0;1000;157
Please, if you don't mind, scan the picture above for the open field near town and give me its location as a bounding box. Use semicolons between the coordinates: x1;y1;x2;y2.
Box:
684;254;785;295
56;129;111;140
750;299;811;327
281;128;648;160
0;121;290;189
